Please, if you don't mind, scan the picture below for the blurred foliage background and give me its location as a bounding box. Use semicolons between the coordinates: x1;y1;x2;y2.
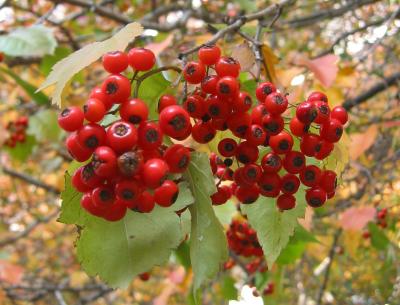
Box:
0;0;399;304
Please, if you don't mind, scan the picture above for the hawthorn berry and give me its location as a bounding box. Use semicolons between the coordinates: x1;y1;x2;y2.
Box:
92;186;115;209
258;172;281;197
299;165;322;187
277;194;296;210
320;119;343;143
83;98;106;122
269;131;293;154
283;151;306;174
207;96;231;119
115;180;142;208
183;95;207;119
307;91;328;104
158;94;177;113
90;86;113;111
289;117;308;137
235;184;260;204
319;170;337;193
256;82;276;102
164;144;191;173
265;92;288;115
280;174;300;194
305;187;327;207
216;76;239;99
103;200;127;221
102;51;129;74
296;101;317;124
300;133;321;157
66;133;92;162
159;105;192;140
77;123;106;150
261;152;282;173
154;180;179;207
80;164;103;189
201;75;219;95
241;163;262;184
227;112;251;138
246;124;266;146
117;150;144;177
262;114;284;136
198;45;221;65
107;121;138;154
120;98;149;124
215;56;240;78
251;104;268;125
92;146;118;177
314;100;330;124
232;91;252;113
235;141;259;164
72;167;93;193
191;121;216;143
137;121;163;150
58;106;84;132
218;138;237;157
331;106;348;124
211;185;231;205
183;61;206;84
141;158;169;189
101;74;131;104
81;192;105;217
128;48;155;71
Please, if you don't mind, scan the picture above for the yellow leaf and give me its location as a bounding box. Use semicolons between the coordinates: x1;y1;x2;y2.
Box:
343;230;361;258
324;130;350;177
37;22;143;108
231;41;256;73
336;66;357;88
349;124;378;160
275;67;303;87
261;43;280;86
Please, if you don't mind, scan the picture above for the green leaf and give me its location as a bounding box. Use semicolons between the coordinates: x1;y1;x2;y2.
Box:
368;223;390;250
27;109;64;142
184;152;228;291
0;25;57;57
241;187;307;267
237;0;257;11
4;135;36;162
174;241;191;270
137;73;170;119
40;47;72;76
221;275;237;300
0;67;49;105
214;200;237;226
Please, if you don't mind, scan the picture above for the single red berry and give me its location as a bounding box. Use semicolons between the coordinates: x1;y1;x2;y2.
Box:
16;116;28;126
164;144;191;173
198;45;221;65
58;106;84;132
92;146;118;177
277;194;296;210
281;174;300;194
83;98;106;122
300;133;321;157
216;76;239;99
215;56;240;77
241;163;262;184
154;180;179;207
227;112;251;138
269;131;293;154
92;186;115;209
320;119;343;143
207;95;231;120
90;86;113;111
299;165;322;187
290;117;309;137
210;153;223;174
139;272;151;281
81;192;105;217
201;75;219;95
128;47;155;71
77;123;106;150
307;91;328;104
211;118;228;131
261;152;282;173
246;124;266;146
232;91;252;113
319;170;337;193
256;82;276;102
235;141;259;164
265;92;288;115
211;185;231;205
216;166;234;181
314;100;331;124
137;121;163;150
80;164;103;189
258;172;281;197
136;191;155;213
101;74;131;104
296;101;318;124
107;121;138;154
66;133;92;162
183;61;206;84
158;94;177;113
141;158;169;189
102;51;129;74
103;200;127;221
117;150;144;176
218;138;237;157
120;98;149;124
72;167;93;193
283;151;306;174
315;140;334;160
251;104;268;125
115;179;142;208
262;114;284;136
306;187;327;207
183;95;207;119
142;149;162;162
159;105;192;140
192;121;216;144
331;106;348;125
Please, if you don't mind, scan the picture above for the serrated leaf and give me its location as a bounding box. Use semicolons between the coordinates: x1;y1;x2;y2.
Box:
40;47;72;76
37;22;143;108
27;109;64;142
241;187;307;267
184;152;228;291
0;67;49;105
0;25;57;57
4;135;36;162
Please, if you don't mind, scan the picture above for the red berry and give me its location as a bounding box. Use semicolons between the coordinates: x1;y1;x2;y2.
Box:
216;76;239;99
164;144;191;173
142;158;169;189
241;163;262;184
101;74;131;104
92;146;117;177
227;112;251;138
201;75;219;95
115;179;142;208
320;119;343;143
232;91;252;113
269;131;293;154
83;98;106;122
218;138;237;157
107;121;138;154
262;114;284;136
77;123;106;150
183;95;207;119
306;187;327;207
158;95;177;113
183;61;206;84
289;117;308;137
72;167;92;192
331;106;348;125
207;96;231;120
256;82;276;102
211;118;228;131
139;272;151;281
277;194;296;210
81;192;105;217
117;150;144;177
138;121;163;150
192;121;216;143
235;184;260;204
80;164;103;189
314;100;331;124
159;105;192;140
261;152;282;173
251;104;268;125
136;191;155;213
198;45;221;65
315;140;334;160
120;98;149;124
319;170;337;193
103;200;127;221
102;51;129;74
154;180;179;207
58;106;84;132
128;48;155;71
90;86;113;111
296;101;317;124
211;185;231;205
66;133;92;162
299;165;322;187
307;91;328;104
92;186;115;209
258;172;281;197
215;56;240;78
265;92;288;115
235;141;259;164
283;151;305;174
246;124;266;146
300;133;320;157
280;174;300;194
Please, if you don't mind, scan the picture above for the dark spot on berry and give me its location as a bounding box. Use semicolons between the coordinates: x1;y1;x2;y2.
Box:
201;114;211;122
319;104;328;115
246;168;257;178
204;133;214;142
262;183;273;192
115;123;129;136
169;114;187;131
310;197;322;207
178;155;189;169
292;156;304;167
106;82;118;95
171;191;179;204
308;108;318;122
61;108;71;117
305;170;315;181
219;83;230;94
273;95;284;105
186;64;196;76
243;196;257;204
315;143;322;152
283;181;295;192
118;151;143;176
85;135;99;148
236;125;248;136
129;115;142;124
244;96;252;106
83;105;88;113
145;128;159;143
262;85;273;95
267;155;280;168
224;158;233;167
264;121;278;133
82;164;95;182
335;127;343;138
253;127;263;139
224;143;235;152
209;105;220;116
187;101;196;113
278;140;289;151
225;57;237;65
122;189;135;200
99;189;112;202
238;154;249;164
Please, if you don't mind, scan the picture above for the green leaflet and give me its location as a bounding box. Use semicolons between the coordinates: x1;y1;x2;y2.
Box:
241;186;307;267
27;109;64;142
4;135;36;162
184;152;228;291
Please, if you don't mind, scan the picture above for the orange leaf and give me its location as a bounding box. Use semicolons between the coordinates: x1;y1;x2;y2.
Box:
261;43;280;86
349;124;378;160
339;206;376;231
0;260;24;285
294;54;338;87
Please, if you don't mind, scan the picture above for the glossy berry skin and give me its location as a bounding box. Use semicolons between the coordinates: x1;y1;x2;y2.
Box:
227;112;251;138
300;165;322;187
103;200;127;221
80;164;103;189
164;144;191;173
72;167;93;193
251;104;268;125
81;193;105;217
319;170;337;193
92;186;115;209
277;194;296;210
315;140;334;160
211;118;228;131
158;95;177;113
198;45;221;65
258;172;281;197
241;163;262;184
314;100;331;124
261;152;282;173
201;75;219;95
83;98;106;122
58;106;84;132
300;133;321;157
120;98;149;124
265;92;288;115
306;187;327;207
154;180;179;207
207;96;231;120
218;138;237;157
290;117;308;137
101;74;131;104
296;101;317;124
137;121;162;150
283;151;305;174
90;86;113;111
66;133;92;162
128;48;155;71
269;131;293;154
106;121;138;154
235;184;260;204
232;91;252;113
115;179;142;208
159;105;192;140
235;141;259;164
262;114;284;136
117;150;144;177
256;82;276;102
246;124;266;146
183;95;206;119
77;123;106;150
281;174;300;194
183;61;206;84
216;76;239;99
102;51;129;73
215;56;240;78
320;119;343;143
136;191;155;213
211;185;231;205
92;146;117;177
141;158;169;189
191;121;216;144
307;91;328;104
331;106;348;125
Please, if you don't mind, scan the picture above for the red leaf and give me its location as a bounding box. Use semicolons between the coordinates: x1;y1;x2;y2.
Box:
145;34;174;57
339;206;376;231
0;260;24;284
294;54;338;87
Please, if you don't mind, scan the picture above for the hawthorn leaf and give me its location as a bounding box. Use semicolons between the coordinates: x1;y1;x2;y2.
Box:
241;186;307;267
339;206;376;231
37;22;143;108
231;41;256;73
27;109;64;142
184;152;228;291
261;43;280;86
349;124;378;160
0;25;56;57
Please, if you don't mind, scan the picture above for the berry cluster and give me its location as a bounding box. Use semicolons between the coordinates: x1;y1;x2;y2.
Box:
4;116;28;148
58;48;192;221
179;45;348;210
